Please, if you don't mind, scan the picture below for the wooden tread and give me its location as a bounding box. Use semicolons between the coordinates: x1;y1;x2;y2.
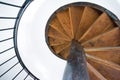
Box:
79;12;116;43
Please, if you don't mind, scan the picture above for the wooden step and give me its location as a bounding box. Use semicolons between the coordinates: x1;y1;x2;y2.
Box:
48;27;70;41
48;37;69;46
52;42;70;54
56;8;73;39
82;27;120;48
75;7;101;40
50;24;71;41
49;16;71;40
87;62;107;80
79;12;115;43
69;6;84;38
87;54;120;80
85;47;120;64
102;23;115;33
59;46;70;59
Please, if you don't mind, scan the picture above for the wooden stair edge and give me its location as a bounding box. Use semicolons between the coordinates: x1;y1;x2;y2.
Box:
79;12;115;42
86;54;120;71
84;47;120;52
87;62;107;80
81;27;120;46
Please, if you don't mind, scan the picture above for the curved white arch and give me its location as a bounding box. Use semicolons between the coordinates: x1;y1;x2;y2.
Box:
17;0;120;80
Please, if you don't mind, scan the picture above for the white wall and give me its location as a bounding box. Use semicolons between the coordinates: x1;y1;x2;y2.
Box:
17;0;120;80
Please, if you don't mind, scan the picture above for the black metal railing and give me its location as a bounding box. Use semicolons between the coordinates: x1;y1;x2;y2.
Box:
0;0;39;80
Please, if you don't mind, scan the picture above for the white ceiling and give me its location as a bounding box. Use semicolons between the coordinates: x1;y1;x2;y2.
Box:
17;0;120;80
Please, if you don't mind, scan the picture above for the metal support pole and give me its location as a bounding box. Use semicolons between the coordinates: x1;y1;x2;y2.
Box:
63;40;90;80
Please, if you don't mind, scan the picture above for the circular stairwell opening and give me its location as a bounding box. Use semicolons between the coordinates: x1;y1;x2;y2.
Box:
45;2;120;80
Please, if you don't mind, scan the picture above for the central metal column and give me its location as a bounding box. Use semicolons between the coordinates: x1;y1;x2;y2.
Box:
63;40;90;80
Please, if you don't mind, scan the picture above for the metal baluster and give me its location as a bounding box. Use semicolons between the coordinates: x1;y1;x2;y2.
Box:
0;62;19;77
0;37;13;43
0;1;21;8
0;17;17;19
24;74;29;80
0;47;14;54
0;55;16;66
0;28;14;31
12;68;24;80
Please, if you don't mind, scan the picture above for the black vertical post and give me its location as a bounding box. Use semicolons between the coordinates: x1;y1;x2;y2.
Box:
63;40;89;80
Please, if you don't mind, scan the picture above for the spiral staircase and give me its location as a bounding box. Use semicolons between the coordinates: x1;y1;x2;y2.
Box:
0;0;120;80
46;3;120;80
